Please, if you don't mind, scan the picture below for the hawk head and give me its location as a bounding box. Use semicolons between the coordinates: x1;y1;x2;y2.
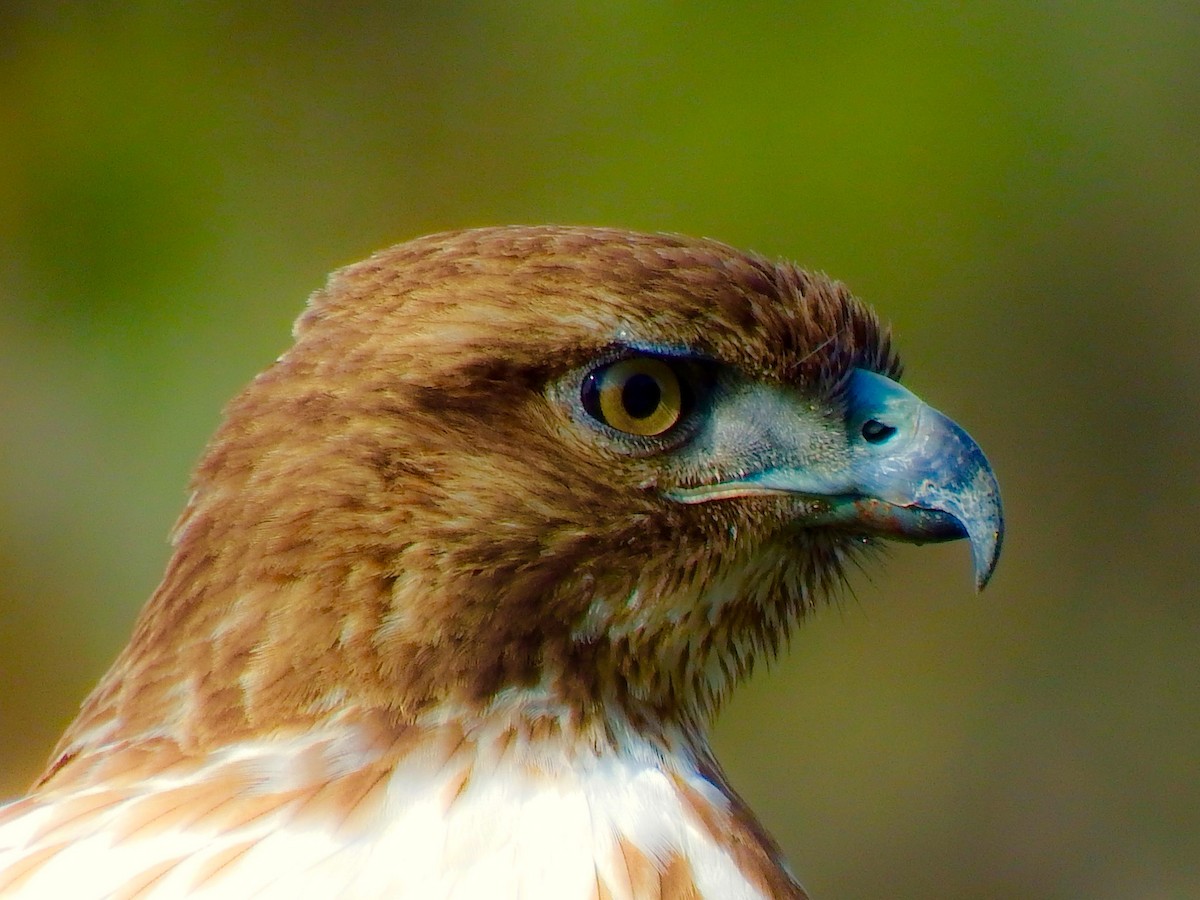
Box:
48;225;1002;763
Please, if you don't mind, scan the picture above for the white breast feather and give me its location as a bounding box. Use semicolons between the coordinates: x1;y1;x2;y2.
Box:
0;715;771;899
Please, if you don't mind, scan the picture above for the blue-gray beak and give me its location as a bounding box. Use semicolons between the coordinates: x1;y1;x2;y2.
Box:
669;368;1004;589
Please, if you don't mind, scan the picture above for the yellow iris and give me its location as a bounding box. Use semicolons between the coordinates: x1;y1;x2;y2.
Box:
594;357;682;436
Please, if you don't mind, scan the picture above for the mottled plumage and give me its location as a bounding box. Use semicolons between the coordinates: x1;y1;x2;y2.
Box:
0;226;1002;898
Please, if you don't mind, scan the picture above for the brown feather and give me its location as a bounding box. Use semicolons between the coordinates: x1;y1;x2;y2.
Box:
16;225;900;897
42;226;894;778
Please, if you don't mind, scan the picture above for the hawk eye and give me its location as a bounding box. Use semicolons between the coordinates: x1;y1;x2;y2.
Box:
581;356;684;437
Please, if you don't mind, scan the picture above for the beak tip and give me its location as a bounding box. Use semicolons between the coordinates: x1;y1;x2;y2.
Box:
970;524;1004;592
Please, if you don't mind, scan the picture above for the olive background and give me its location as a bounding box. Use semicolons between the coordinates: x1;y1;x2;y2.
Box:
1;5;1197;898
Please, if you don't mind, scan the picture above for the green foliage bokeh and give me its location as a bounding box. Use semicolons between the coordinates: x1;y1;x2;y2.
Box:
1;4;1197;898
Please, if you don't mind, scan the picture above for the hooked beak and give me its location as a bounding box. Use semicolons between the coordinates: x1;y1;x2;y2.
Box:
668;369;1004;590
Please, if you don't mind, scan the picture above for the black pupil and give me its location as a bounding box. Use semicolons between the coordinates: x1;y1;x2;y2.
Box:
622;372;662;419
861;419;897;443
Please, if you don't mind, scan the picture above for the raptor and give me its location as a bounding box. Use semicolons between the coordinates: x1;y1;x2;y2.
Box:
0;226;1002;898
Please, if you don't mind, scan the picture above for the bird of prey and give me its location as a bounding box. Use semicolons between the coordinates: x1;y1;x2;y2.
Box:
0;226;1002;898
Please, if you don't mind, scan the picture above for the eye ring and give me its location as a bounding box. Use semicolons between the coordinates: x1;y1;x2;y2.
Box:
581;356;684;436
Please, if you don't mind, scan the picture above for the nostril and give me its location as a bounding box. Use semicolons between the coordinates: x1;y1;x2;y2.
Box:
861;419;897;444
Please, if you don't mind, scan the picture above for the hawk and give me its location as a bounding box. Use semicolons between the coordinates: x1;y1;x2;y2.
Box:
0;226;1002;898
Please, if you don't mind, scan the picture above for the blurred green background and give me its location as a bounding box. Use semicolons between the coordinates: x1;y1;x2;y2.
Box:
1;3;1197;898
